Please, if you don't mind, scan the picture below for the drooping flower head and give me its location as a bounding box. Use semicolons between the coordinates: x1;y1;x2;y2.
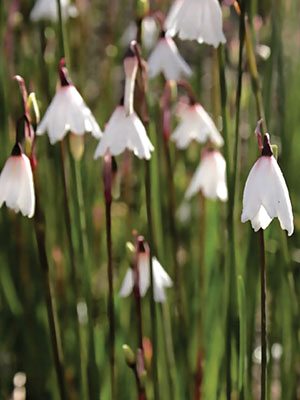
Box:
241;126;293;236
37;59;102;144
185;147;228;201
171;97;224;149
165;0;226;48
119;236;173;303
147;31;192;81
30;0;78;22
94;47;154;160
0;142;35;218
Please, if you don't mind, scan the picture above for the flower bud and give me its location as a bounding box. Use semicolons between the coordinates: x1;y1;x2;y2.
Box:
136;0;149;19
27;92;40;127
122;344;136;368
69;134;85;161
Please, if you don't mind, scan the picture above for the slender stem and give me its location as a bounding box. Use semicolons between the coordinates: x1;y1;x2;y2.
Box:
73;159;99;400
144;160;160;400
218;45;237;400
162;137;184;323
33;175;67;400
194;193;206;400
56;0;66;59
103;155;116;400
134;367;147;400
232;1;245;214
259;229;267;400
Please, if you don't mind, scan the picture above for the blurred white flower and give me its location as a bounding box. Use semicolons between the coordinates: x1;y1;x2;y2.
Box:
165;0;226;48
30;0;78;22
94;105;154;160
0;143;35;218
171;102;223;148
37;60;101;144
121;17;159;50
185;149;227;201
147;35;192;81
241;134;293;236
94;52;154;160
119;254;173;303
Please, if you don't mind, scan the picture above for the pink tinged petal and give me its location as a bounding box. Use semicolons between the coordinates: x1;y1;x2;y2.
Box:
0;155;35;218
147;38;192;81
138;255;151;297
119;269;134;297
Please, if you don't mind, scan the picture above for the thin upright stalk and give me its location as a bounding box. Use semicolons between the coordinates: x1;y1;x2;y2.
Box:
73;159;99;400
33;175;67;400
56;0;66;59
144;160;160;400
258;229;267;400
103;154;116;400
218;45;238;400
162;136;185;325
232;1;246;213
194;193;206;400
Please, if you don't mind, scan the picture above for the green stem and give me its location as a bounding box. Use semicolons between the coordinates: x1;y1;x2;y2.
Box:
103;155;116;400
232;1;246;216
144;160;160;400
258;230;267;400
218;45;238;400
33;174;67;400
56;0;66;59
73;158;99;400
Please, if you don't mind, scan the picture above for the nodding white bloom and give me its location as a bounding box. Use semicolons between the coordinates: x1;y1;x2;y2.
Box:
94;105;154;160
30;0;77;22
185;148;227;201
37;60;101;144
241;134;294;236
171;101;223;149
165;0;226;48
147;34;192;81
119;254;173;303
121;17;159;50
94;52;154;160
0;143;35;218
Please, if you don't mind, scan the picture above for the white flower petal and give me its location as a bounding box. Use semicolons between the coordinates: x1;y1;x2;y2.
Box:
30;0;73;22
148;37;192;81
94;107;154;160
241;156;294;236
0;155;35;218
152;257;173;303
185;150;227;201
171;104;223;149
37;86;101;144
119;269;134;298
165;0;226;47
250;206;272;232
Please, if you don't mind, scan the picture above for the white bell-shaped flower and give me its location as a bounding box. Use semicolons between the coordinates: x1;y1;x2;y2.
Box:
165;0;226;48
185;148;227;201
30;0;77;22
119;254;173;303
0;143;35;218
171;101;223;148
94;52;154;160
37;60;101;144
241;134;294;236
147;34;192;81
94;105;154;160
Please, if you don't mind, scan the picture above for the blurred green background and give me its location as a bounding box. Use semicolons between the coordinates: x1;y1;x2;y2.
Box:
0;0;300;399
